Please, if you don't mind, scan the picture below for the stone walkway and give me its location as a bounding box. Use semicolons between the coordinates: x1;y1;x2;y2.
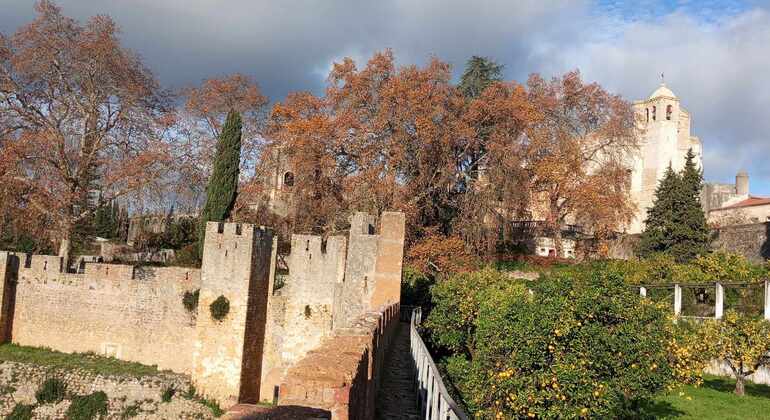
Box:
376;322;421;420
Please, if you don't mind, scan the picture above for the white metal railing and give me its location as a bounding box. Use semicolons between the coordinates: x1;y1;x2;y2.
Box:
409;307;468;420
637;279;770;320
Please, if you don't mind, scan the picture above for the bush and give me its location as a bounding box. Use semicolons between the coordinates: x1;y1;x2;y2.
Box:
428;268;676;418
161;386;176;402
6;403;34;420
182;289;200;313
210;295;230;321
35;378;67;404
400;266;434;308
174;243;201;268
426;268;517;353
65;391;108;420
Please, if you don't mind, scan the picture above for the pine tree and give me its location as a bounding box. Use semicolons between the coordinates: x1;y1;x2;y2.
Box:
637;165;681;258
197;110;243;254
671;149;710;261
637;150;711;262
458;56;503;99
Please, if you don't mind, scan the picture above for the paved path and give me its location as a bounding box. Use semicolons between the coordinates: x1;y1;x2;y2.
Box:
376;322;421;420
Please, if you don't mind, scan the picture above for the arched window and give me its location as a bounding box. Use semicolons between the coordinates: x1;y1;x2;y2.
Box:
666;104;673;120
283;172;294;188
646;108;649;122
652;106;656;121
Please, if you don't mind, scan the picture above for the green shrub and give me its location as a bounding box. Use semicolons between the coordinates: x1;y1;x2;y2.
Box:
120;403;140;419
65;391;108;420
6;403;34;420
182;289;200;313
425;267;516;353
428;268;675;418
210;296;230;321
400;266;434;308
174;243;201;268
35;378;67;404
161;386;175;403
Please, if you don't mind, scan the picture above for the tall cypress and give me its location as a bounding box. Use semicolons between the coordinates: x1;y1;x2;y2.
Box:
197;110;243;254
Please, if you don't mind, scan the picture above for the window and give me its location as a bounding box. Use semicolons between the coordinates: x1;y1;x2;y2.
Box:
646;108;649;122
666;104;672;120
652;106;656;121
283;172;294;187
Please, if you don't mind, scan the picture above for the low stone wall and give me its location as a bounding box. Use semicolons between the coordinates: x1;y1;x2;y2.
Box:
711;222;770;263
9;258;200;374
0;361;214;419
277;304;399;420
705;360;770;386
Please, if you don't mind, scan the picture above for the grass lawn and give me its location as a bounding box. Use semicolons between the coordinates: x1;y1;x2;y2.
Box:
644;375;770;419
0;343;161;377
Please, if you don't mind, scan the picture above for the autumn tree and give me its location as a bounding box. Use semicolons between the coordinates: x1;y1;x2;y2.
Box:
0;1;172;262
523;71;638;253
455;81;535;253
266;50;468;238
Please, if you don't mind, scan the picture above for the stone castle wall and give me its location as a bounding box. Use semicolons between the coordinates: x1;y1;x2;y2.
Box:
711;222;770;263
0;211;407;414
2;253;200;374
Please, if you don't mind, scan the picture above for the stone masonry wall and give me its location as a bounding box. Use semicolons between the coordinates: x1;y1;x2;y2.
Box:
711;222;770;263
192;222;275;406
3;254;200;374
277;304;399;420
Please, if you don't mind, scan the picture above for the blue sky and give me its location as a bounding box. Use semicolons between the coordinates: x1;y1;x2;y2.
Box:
1;0;769;194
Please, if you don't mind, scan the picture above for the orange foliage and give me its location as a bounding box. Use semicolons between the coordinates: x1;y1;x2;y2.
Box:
406;231;479;274
0;1;173;248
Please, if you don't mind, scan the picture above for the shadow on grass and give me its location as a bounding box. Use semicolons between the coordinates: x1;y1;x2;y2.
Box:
638;400;686;418
702;376;770;399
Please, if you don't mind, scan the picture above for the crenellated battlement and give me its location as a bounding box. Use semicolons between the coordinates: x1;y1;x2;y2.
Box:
0;211;406;411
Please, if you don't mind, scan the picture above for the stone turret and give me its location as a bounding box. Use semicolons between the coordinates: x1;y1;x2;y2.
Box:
736;170;749;196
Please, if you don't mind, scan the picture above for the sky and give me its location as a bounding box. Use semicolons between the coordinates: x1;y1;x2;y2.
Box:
1;0;769;194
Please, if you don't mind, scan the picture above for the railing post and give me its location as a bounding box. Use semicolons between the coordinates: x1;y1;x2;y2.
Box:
640;286;647;297
674;284;682;317
765;280;770;321
715;282;724;320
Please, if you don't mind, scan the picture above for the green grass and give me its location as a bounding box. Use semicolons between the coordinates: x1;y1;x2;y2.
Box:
0;344;160;377
644;375;770;419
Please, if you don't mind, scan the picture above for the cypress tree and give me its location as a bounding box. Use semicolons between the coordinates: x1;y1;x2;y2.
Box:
197;110;243;254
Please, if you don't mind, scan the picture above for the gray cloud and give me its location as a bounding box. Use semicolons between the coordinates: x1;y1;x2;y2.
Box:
1;0;768;193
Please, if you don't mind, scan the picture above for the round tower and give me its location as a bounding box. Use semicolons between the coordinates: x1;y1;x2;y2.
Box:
736;170;749;196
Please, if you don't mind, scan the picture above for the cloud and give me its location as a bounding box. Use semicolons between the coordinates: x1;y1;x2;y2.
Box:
1;0;768;193
552;7;770;193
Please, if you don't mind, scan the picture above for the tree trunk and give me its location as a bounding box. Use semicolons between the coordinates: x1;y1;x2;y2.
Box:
735;376;745;396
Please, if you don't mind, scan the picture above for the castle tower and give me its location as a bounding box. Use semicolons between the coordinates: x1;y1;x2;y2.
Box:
192;222;275;406
736;170;749;196
628;83;703;233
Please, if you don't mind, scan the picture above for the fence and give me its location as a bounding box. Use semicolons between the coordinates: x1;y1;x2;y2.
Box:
636;279;770;319
409;307;468;420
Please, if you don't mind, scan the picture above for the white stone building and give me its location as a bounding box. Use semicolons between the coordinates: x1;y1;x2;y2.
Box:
627;83;703;233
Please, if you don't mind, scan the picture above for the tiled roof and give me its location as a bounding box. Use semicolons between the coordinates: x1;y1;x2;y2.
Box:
717;196;770;210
